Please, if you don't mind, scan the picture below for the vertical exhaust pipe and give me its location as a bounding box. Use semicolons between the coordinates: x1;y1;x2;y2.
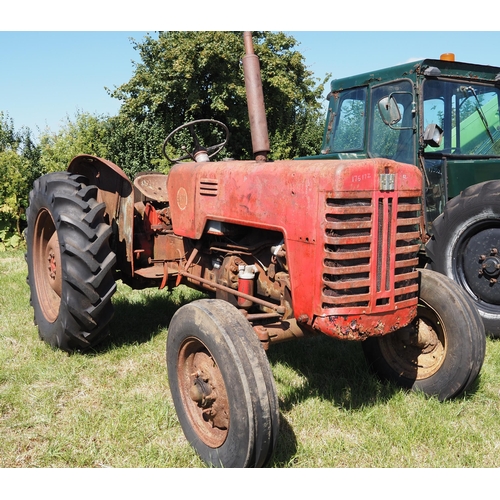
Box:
242;31;270;162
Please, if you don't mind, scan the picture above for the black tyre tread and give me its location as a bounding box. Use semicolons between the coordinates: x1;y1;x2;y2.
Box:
453;278;486;395
206;300;278;468
219;300;279;467
363;269;485;400
77;184;98;201
167;299;279;468
427;180;500;337
26;172;116;351
419;269;485;398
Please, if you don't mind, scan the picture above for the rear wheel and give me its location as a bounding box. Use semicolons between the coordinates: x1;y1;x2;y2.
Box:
166;299;279;467
26;172;116;352
363;269;485;401
426;180;500;337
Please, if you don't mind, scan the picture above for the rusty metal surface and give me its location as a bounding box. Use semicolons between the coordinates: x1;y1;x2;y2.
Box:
167;157;422;337
179;268;286;314
254;318;318;350
242;32;270;161
67;155;423;340
377;314;446;380
67;155;135;272
32;209;61;323
312;307;417;341
177;337;229;447
134;173;169;202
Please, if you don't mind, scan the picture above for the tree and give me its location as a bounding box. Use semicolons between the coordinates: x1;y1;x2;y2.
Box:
107;31;328;175
0;111;112;249
38;111;110;174
0;113;42;249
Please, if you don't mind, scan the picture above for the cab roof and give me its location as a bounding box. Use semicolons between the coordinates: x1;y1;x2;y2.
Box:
329;58;500;93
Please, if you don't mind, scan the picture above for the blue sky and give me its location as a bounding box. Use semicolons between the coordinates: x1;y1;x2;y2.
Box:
1;29;500;138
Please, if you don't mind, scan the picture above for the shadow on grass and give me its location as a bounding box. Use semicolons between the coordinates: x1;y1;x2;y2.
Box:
266;335;399;467
93;285;202;353
266;333;485;466
268;335;398;412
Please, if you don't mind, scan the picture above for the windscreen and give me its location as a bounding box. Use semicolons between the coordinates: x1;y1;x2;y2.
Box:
423;79;500;156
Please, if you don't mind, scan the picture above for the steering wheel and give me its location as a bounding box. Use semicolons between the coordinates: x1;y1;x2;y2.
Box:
162;119;229;163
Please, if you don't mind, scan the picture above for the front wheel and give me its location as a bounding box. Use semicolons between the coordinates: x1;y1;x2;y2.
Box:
166;299;279;468
363;269;485;401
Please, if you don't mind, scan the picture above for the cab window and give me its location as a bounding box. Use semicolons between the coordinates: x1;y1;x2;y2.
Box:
369;80;415;164
328;87;367;152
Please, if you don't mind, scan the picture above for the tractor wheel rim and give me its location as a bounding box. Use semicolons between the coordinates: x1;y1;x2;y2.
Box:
33;208;62;323
461;226;500;305
379;303;447;380
177;337;230;448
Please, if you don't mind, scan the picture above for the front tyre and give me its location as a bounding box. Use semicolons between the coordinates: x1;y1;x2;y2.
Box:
26;172;117;352
363;269;485;401
167;299;279;468
426;180;500;337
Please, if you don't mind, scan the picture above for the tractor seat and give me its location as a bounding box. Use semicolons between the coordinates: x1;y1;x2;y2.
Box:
133;173;169;202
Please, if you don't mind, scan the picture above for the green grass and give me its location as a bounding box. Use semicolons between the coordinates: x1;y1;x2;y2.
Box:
2;248;500;468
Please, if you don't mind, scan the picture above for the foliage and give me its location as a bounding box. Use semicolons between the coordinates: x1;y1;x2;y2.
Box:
0;217;22;251
0;112;17;151
0;149;29;237
107;31;328;174
38;111;110;174
0;113;38;250
331;98;365;152
104;114;170;176
0;111;114;250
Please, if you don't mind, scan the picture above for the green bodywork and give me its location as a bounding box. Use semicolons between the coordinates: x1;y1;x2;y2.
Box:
303;57;500;231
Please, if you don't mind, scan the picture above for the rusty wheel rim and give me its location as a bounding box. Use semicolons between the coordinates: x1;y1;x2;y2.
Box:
177;337;230;448
32;208;62;323
379;302;447;380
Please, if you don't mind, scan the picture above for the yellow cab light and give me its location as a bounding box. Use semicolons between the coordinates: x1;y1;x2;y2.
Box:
440;53;455;61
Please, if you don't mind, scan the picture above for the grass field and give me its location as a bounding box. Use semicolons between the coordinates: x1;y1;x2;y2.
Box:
2;248;500;468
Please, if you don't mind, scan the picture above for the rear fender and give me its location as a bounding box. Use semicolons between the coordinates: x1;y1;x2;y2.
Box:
68;154;135;275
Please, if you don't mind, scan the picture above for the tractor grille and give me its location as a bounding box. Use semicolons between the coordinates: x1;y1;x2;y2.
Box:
321;194;421;311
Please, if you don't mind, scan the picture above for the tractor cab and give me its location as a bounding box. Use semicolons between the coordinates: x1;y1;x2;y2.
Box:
315;54;500;232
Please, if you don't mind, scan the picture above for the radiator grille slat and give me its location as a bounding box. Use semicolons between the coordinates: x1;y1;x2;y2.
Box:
322;194;421;311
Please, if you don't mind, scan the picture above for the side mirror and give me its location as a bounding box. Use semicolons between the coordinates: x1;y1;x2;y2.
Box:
378;96;401;126
424;123;444;148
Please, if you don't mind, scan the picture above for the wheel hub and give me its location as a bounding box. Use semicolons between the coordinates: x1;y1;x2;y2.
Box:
33;209;62;323
189;376;211;406
479;249;500;278
410;318;439;354
189;354;229;431
379;314;446;380
45;231;62;296
463;228;500;304
178;339;230;448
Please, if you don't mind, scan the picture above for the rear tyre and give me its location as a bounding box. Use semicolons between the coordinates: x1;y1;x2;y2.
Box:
363;269;485;401
26;172;117;352
426;180;500;337
166;299;279;468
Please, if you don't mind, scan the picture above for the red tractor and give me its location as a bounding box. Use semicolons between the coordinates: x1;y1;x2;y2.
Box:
25;33;485;467
312;53;500;336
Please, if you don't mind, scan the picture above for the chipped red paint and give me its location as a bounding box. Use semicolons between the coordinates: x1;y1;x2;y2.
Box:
167;157;423;339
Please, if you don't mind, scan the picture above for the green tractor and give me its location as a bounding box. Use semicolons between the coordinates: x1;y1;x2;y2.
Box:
308;53;500;336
